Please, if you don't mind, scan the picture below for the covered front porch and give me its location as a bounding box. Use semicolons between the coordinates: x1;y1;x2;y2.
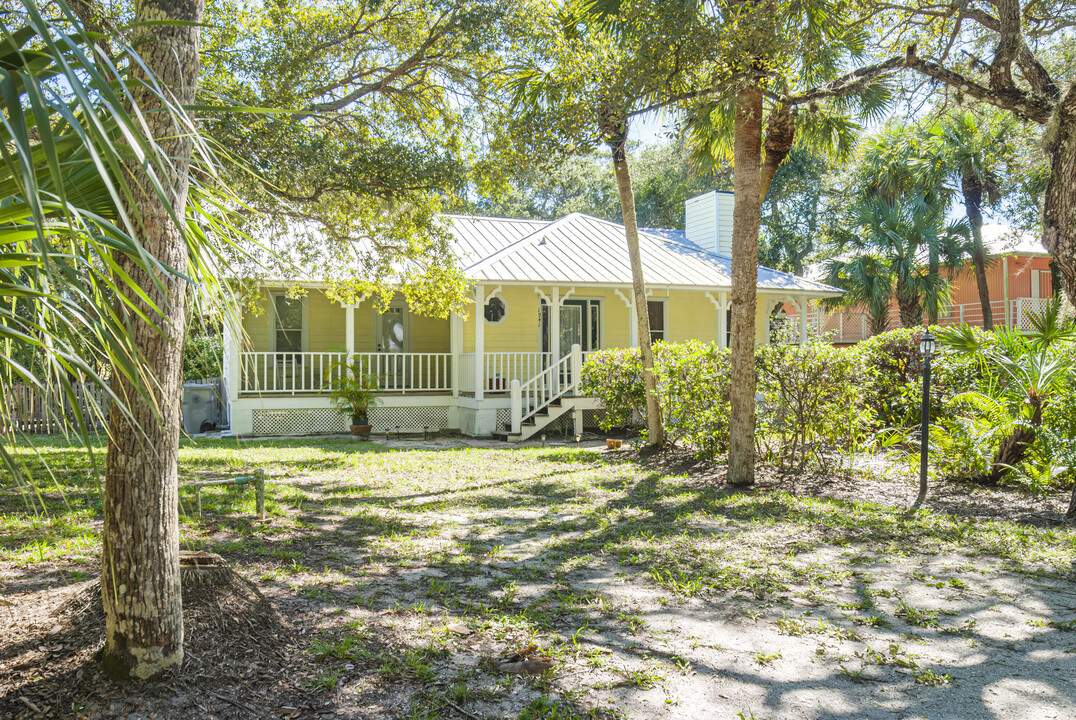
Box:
223;282;814;437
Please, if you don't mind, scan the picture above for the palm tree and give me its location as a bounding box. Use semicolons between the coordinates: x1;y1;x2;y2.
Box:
831;127;971;328
4;1;239;680
824;254;893;335
925;110;1014;330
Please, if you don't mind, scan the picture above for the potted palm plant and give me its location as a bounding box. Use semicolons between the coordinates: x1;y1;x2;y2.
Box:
325;360;380;438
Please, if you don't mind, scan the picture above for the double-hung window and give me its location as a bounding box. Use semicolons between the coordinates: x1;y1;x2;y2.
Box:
273;294;304;353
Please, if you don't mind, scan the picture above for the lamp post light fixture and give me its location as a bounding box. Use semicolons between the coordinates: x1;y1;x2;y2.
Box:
915;331;936;507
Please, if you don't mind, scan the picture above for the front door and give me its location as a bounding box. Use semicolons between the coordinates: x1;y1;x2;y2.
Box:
541;298;601;358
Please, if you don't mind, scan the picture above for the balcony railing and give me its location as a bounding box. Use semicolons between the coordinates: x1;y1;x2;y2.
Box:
240;352;452;394
796;298;1055;344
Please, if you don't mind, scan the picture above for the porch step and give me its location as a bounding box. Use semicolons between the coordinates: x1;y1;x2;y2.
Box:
494;399;574;443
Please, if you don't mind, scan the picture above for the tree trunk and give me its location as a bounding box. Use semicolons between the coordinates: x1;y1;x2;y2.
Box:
606;125;664;447
962;173;994;330
100;0;203;681
982;400;1042;484
728;86;763;486
1041;85;1076;305
896;277;922;328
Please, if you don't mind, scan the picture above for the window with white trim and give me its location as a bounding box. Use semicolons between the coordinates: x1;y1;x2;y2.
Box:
647;299;666;343
484;295;508;324
273;294;304;353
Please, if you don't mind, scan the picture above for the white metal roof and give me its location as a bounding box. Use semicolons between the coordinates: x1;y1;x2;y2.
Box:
460;213;842;297
442;215;551;267
981;224;1049;257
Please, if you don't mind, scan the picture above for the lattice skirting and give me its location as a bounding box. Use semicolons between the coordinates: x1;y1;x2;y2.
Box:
252;408;347;436
251;406;450;436
367;406;450;433
496;408;511;432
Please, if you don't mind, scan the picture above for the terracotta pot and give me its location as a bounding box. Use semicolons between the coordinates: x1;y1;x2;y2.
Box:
606;438;622;449
350;424;372;438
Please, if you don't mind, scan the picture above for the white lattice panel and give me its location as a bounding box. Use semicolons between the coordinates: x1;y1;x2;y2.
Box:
496;408;511;431
368;406;449;433
252;408;347;436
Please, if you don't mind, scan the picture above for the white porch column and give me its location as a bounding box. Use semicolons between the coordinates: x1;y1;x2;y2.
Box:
225;316;241;404
550;286;561;358
798;299;809;345
450;312;462;398
345;305;355;364
474;284;485;402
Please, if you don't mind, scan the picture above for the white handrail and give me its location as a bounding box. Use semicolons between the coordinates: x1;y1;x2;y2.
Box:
240;352;347;395
511;344;580;434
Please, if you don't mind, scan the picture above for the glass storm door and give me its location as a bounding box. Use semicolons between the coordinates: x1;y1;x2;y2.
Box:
559;304;583;358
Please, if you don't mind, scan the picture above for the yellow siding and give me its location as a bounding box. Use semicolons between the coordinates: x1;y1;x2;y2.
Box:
241;289;270;351
353;301;376;352
243;284;775;354
308;291;346;352
483;286;540;352
587;289;631;348
412;314;450;352
667;290;717;343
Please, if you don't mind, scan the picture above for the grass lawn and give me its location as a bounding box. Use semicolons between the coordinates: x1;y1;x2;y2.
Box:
3;435;1076;719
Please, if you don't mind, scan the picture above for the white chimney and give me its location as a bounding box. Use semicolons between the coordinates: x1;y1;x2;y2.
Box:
684;191;734;255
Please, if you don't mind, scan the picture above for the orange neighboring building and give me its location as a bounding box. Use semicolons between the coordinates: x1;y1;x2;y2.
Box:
784;224;1059;344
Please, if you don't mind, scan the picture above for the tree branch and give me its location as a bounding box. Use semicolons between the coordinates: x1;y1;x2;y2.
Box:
782;54;905;105
905;46;1053;124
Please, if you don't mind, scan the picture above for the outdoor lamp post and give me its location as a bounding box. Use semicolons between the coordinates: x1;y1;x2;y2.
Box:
916;331;936;507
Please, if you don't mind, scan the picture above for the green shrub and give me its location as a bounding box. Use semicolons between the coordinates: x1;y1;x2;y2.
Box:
757;341;866;472
580;347;645;430
581;342;732;456
850;325;989;428
183;334;223;380
656;341;732;457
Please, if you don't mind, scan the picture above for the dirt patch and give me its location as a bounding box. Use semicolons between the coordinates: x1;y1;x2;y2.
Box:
609;444;1072;527
0;555;326;719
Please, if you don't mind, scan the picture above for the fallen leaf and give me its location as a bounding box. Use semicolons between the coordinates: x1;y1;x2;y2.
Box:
445;623;472;636
48;625;62;635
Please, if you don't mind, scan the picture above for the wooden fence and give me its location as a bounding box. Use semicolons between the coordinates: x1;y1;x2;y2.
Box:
1;376;227;435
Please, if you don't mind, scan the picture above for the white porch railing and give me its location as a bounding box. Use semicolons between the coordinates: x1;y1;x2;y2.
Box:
240;352;346;394
511;345;581;434
351;352;453;393
240;352;452;394
480;352;553;393
798;298;1052;343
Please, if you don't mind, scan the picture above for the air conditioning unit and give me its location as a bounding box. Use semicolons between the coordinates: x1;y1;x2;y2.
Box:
182;383;218;435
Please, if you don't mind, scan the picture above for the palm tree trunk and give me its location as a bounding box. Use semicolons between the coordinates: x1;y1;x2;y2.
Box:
962;173;994;330
728;85;763;486
982;400;1042;484
101;0;203;681
896;277;922;328
606;124;663;447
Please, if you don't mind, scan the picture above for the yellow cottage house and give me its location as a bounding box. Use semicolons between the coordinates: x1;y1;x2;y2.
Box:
223;191;842;439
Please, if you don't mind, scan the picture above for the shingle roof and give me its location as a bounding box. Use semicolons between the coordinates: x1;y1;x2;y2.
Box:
459;213;841;297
